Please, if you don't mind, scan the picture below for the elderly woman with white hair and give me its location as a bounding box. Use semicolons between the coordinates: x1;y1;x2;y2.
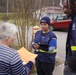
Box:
0;22;34;75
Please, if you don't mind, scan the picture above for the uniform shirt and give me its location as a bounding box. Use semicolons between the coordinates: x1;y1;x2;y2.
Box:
33;30;57;63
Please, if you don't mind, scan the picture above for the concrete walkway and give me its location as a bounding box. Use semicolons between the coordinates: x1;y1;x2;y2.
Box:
53;64;64;75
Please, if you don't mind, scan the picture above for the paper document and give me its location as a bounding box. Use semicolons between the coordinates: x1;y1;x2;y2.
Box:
17;47;37;63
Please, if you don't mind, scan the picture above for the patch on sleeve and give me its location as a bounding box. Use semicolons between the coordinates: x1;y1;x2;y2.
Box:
72;23;76;30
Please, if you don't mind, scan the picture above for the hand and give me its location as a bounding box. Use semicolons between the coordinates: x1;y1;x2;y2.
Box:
28;60;35;75
31;60;35;65
65;61;68;65
33;43;40;49
22;61;26;65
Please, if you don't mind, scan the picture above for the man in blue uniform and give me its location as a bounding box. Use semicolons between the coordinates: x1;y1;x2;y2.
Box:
63;0;76;74
32;16;57;75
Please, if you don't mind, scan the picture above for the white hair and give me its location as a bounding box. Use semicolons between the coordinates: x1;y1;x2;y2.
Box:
0;22;18;40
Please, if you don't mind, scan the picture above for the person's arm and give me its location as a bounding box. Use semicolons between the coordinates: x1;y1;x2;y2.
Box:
71;27;76;50
38;37;57;52
32;32;38;49
10;52;33;75
65;51;71;65
48;38;57;53
32;32;40;53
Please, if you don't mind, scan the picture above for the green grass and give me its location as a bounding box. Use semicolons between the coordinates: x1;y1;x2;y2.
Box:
10;44;20;50
0;13;14;21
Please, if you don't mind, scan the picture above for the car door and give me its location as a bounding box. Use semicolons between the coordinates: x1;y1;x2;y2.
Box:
53;16;64;28
53;16;71;29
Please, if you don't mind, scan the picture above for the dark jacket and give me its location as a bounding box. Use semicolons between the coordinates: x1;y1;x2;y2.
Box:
66;15;76;62
33;30;57;63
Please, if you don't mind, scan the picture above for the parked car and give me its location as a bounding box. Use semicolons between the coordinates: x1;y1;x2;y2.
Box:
50;15;71;30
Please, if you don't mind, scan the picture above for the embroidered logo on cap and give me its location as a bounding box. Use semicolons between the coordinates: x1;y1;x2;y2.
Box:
41;20;46;22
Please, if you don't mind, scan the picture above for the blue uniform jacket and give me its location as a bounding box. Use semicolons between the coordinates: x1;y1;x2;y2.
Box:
66;15;76;61
33;30;57;63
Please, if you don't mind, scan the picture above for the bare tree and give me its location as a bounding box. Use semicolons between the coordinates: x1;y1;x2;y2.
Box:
8;0;60;51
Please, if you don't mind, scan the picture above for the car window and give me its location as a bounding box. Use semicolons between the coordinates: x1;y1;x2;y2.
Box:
63;16;67;20
63;16;71;20
56;16;71;21
57;16;63;20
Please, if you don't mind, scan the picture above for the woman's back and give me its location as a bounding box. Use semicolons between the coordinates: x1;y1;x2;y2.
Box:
0;44;24;75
